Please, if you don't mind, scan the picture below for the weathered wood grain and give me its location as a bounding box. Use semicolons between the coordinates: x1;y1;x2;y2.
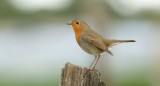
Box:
60;62;106;86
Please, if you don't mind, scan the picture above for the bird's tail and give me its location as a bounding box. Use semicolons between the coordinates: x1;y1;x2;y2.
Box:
111;40;136;43
110;40;136;47
104;39;136;47
104;39;135;56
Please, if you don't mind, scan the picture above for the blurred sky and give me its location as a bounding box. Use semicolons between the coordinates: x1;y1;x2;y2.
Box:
0;0;160;86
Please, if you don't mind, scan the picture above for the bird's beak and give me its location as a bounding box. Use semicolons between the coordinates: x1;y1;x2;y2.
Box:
66;22;71;25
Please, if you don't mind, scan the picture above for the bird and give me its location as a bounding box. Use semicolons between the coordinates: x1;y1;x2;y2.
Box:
67;18;136;70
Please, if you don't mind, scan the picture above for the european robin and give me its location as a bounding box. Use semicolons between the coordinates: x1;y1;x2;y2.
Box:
67;18;136;70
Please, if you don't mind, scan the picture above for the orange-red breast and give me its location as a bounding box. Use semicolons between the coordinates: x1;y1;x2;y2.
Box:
67;18;136;70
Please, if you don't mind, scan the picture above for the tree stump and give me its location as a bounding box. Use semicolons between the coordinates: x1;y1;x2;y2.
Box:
60;62;106;86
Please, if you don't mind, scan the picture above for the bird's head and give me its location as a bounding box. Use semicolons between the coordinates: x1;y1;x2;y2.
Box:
67;18;83;32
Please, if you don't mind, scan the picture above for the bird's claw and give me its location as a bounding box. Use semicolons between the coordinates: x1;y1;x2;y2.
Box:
83;67;99;77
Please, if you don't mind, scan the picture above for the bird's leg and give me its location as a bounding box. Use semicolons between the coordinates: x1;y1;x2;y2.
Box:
89;56;97;70
92;55;100;70
84;56;98;77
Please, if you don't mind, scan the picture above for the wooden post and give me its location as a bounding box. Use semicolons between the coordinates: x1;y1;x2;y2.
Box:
60;62;106;86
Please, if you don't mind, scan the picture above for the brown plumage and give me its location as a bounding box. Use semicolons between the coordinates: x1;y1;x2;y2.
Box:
67;18;136;70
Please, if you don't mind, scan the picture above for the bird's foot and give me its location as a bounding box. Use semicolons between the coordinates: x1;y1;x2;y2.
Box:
91;67;99;73
83;67;93;77
83;67;99;77
84;67;98;72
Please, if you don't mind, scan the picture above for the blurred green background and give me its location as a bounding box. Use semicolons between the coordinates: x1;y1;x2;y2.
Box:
0;0;160;86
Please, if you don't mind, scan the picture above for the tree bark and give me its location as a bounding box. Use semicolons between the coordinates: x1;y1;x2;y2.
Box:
60;62;106;86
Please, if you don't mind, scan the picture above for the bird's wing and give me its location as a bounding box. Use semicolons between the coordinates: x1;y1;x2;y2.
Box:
81;33;107;51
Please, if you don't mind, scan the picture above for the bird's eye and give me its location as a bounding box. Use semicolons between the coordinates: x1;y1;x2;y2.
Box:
75;21;80;25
